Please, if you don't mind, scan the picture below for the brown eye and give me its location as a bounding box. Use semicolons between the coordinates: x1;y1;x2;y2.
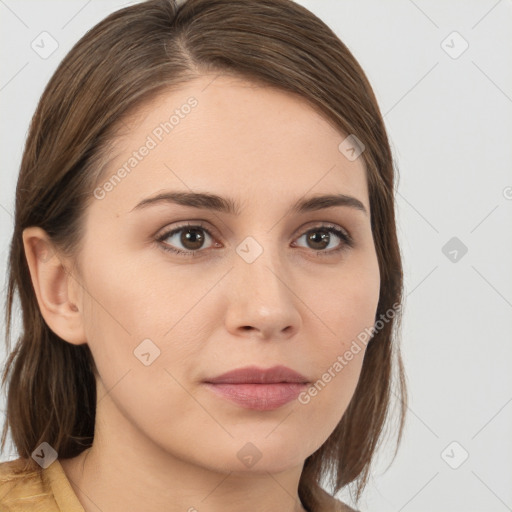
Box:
157;224;215;255
294;225;352;255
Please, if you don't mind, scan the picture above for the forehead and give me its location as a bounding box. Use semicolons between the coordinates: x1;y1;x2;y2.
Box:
92;74;369;216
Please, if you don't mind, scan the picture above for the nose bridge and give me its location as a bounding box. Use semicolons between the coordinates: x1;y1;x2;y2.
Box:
225;231;300;336
234;231;287;299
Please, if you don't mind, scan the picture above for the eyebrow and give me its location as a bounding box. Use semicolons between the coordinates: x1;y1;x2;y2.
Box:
130;191;368;216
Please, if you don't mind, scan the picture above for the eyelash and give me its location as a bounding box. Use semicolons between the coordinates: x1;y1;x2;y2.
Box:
156;222;354;258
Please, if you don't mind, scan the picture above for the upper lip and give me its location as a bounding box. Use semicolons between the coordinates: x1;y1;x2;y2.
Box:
204;365;309;384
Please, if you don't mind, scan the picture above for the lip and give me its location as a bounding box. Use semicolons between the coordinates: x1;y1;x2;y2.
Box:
203;365;310;411
204;365;309;385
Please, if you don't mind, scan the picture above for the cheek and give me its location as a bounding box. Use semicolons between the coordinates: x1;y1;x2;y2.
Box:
79;251;215;399
81;247;205;342
298;254;379;420
79;258;207;435
315;252;381;349
296;303;373;448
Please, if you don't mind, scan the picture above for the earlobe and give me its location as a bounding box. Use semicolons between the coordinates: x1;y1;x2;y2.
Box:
22;226;87;346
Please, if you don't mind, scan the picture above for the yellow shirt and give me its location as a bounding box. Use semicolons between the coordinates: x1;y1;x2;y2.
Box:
0;458;84;512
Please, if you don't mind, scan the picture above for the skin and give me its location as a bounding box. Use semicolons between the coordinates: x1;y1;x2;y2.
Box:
23;74;380;512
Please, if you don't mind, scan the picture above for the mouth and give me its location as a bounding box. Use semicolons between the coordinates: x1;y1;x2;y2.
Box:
203;365;310;411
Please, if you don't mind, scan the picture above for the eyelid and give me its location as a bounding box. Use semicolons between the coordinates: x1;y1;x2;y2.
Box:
293;220;351;240
156;218;351;239
155;220;219;243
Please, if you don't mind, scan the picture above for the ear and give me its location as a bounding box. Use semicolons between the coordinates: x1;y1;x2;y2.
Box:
22;226;87;346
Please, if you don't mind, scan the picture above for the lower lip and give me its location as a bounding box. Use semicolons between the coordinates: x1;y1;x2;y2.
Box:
203;382;308;411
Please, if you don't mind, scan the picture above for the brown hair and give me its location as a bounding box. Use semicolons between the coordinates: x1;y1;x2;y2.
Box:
1;0;407;510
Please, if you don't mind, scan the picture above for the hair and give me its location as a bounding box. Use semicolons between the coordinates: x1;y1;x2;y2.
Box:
0;0;407;510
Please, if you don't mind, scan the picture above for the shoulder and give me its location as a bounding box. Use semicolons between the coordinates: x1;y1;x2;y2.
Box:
0;457;54;511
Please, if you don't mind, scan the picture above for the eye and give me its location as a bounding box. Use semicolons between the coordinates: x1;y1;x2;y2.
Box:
156;222;353;257
156;222;217;256
292;224;353;256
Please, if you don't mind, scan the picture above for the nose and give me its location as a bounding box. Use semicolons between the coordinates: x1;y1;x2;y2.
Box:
224;240;302;341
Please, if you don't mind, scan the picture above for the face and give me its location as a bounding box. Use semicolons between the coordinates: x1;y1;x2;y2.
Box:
66;74;380;473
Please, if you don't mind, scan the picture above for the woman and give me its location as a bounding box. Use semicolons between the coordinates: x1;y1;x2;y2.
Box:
0;0;407;510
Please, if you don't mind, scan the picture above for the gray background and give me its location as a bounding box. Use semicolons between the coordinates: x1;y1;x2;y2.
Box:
1;1;511;511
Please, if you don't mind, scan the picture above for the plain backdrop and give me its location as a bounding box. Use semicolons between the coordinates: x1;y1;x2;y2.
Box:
1;1;511;511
